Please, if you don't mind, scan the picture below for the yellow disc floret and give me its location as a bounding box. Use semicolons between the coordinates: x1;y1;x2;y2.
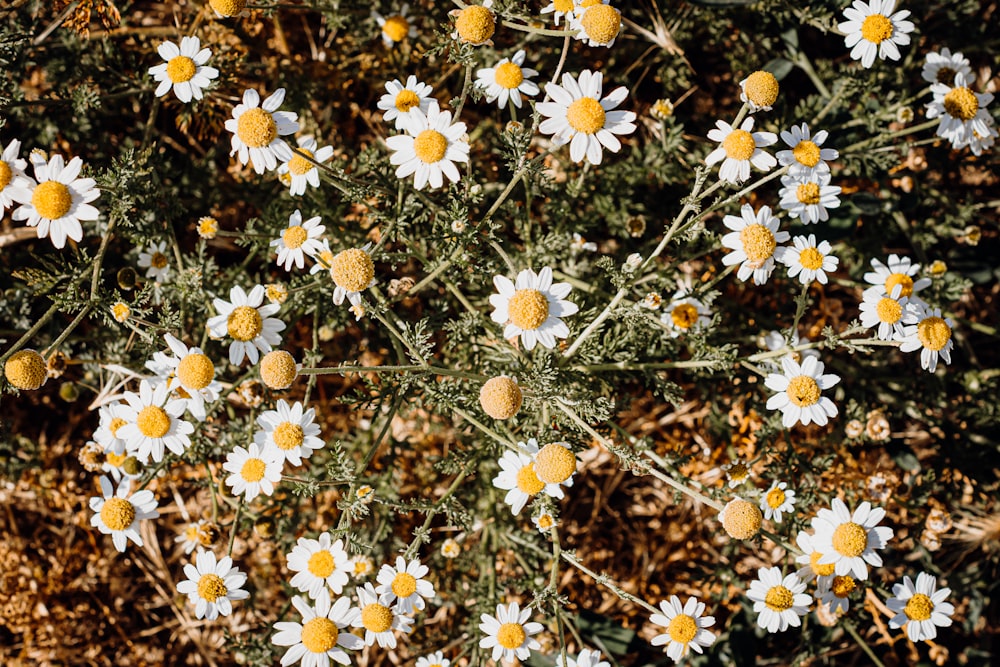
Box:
137;405;171;438
100;497;136;531
0;160;12;189
307;550;336;578
413;129;448;164
764;585;794;612
494;62;524;89
904;593;934;621
796;182;821;205
32;180;73;220
743;70;779;108
810;551;836;577
507;289;549;330
667;613;698;644
273;421;305;451
861;14;894;44
236;108;278;149
361;603;393;633
210;0;246;18
479;376;523;420
197;573;228;603
166;56;196;83
943;87;978;121
671;303;699;329
786;375;821;408
516;463;545;495
240;458;266;483
831;575;856;598
876;297;903;324
566;97;606;135
884;273;914;298
391;572;417;598
720;498;762;540
394;90;420;113
301;617;339;653
177;353;215;390
150;252;168;269
330;248;375;293
534;443;576;485
283;225;309;249
382;15;410;42
792;141;821;168
580;5;621;45
723;129;756;161
739;224;777;265
798;247;824;270
496;622;526;649
4;349;47;390
287;150;314;177
455;5;495;44
766;487;787;509
227;305;263;342
917;316;951;352
832;522;869;557
198;216;219;239
260;350;297;389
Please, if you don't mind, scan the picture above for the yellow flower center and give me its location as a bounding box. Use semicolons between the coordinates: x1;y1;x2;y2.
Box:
382;15;410;42
832;522;868;557
904;593;934;621
917;316;951;352
166;55;196;83
198;216;219;238
494;62;524;89
507;289;550;330
935;67;956;85
580;4;621;44
722;129;756;161
100;497;136;531
860;14;894;44
884;272;914;298
566;97;606;135
798;247;825;270
875;297;903;324
360;603;393;633
792;140;821;168
31;180;73;220
196;573;228;603
273;421;305;451
106;451;128;468
667;613;698;644
394;89;421;113
554;0;573;11
515;463;545;495
109;416;127;438
227;305;263;342
536;514;554;529
330;248;375;292
479;376;523;420
739;224;777;265
112;302;131;323
727;462;749;482
240;457;267;482
0;160;11;189
455;5;495;44
177;352;215;390
720;499;762;540
766;487;787;509
496;622;527;649
796;182;821;205
786;375;821;407
743;70;779;107
764;585;794;612
943;87;979;121
810;551;836;577
209;0;246;17
236;107;278;149
831;575;856;598
671;303;699;329
534;443;576;485
283;225;309;249
137;405;171;438
413;129;449;164
4;349;47;391
287;149;314;176
260;350;297;389
391;572;417;598
150;252;169;269
307;550;336;578
301;617;339;653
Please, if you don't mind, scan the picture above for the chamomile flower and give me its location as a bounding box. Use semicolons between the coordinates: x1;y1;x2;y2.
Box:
810;497;894;580
718;497;762;540
780;234;839;285
176;550;250;620
277;137;335;197
137;241;171;283
148;36;219;103
207;284;286;365
441;538;462;558
537;70;637;165
224;88;299;174
88;475;159;553
926;73;995;153
223;442;284;501
541;0;575;26
765;355;841;428
175;519;215;555
493;450;544;515
859;284;909;340
759;480;797;523
520;438;577;497
705;117;777;184
476;50;540;110
287;533;352;599
556;648;610;667
746;567;813;633
776;123;838;179
117;379;194;463
102;449;141;483
839;0;915;69
374;5;417;47
661;292;712;337
722;459;752;489
720;204;789;285
209;0;247;18
375;556;436;613
649;596;717;663
778;173;842;224
922;48;972;85
271;210;326;271
94;401;133;455
794;529;837;585
273;594;364;667
0;138;30;212
569;1;621;48
489;266;578;351
451;0;495;46
895;304;955;373
351;556;376;579
416;652;450;667
816;574;858;614
255;399;325;467
478;601;544;663
146;334;221;421
739;70;780;113
377;76;435;130
886;572;955;642
352;583;414;648
9;154;100;249
329;244;375;307
532;511;557;533
387;103;469;190
863;254;930;304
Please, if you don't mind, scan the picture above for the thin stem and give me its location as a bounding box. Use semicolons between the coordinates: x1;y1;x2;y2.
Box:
845;621;888;667
0;302;60;363
43;304;93;357
452;64;474;120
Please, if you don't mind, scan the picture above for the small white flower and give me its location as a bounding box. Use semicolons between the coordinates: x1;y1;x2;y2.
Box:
759;480;796;523
89;475;159;552
255;399;325;467
475;50;540;109
859;284;909;341
705;117;777;184
137;240;172;283
386;102;469;190
287;533;351;599
478;601;544;663
661;292;712;337
144;333;221;421
570;232;597;252
810;497;894;580
377;76;435;130
649;596;717;663
176;549;250;620
223;442;284;501
9;154;100;249
207;284;286;365
102;448;141;483
794;529;836;586
174;520;212;555
519;438;576;498
532;511;557;533
375;556;436;613
922;48;972;85
116;379;194;464
373;5;417;47
0;138;31;212
895;304;955;373
816;574;858;614
778;172;842;224
271;209;326;271
493;450;543;516
746;567;812;633
489;267;578;350
148;36;219;103
416;651;451;667
886;572;956;642
838;0;915;69
776;123;839;179
765;355;840;428
93;400;133;455
277;136;335;196
351;582;414;648
327;243;375;308
273;594;364;666
926;72;995;153
224;88;299;174
720;204;789;285
863;254;930;305
780;234;839;285
569;1;621;48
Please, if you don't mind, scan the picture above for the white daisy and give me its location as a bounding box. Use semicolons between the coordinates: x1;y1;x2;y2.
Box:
739;70;780;113
810;497;894;580
765;355;841;428
0;138;30;212
273;594;364;667
759;480;796;523
478;601;544;663
174;519;213;555
255;399;325;467
475;50;540;110
493;450;544;515
489;266;579;350
223;442;284;501
859;284;909;341
287;533;352;599
780;234;839;285
746;567;813;633
207;284;286;365
778;172;842;224
794;529;837;585
415;651;450;667
660;291;712;337
569;1;621;48
776;123;838;179
351;582;413;648
148;36;219;103
328;243;375;307
176;549;250;620
519;438;576;498
532;511;557;533
705;117;777;184
556;648;610;667
93;400;133;455
722;459;752;489
450;0;496;46
649;596;717;663
277;136;335;196
537;70;637;165
374;5;417;47
863;254;930;304
895;304;955;373
144;333;221;421
540;0;575;26
886;572;955;642
88;475;159;553
838;0;915;69
386;102;469;190
816;574;858;614
377;76;435;130
224;88;299;174
9;153;100;249
351;555;376;579
271;210;326;271
926;72;995;152
921;48;972;86
966;115;999;156
116;379;194;464
720;204;789;285
137;240;171;283
375;556;436;613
